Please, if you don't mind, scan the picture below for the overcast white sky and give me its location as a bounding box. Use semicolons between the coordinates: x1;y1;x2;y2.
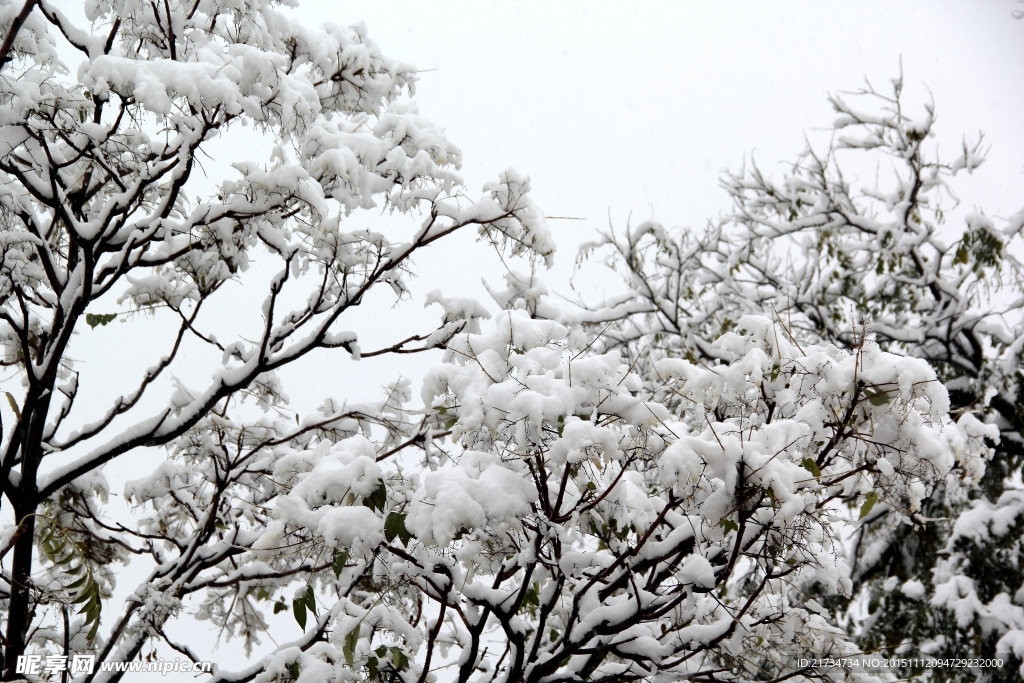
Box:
22;0;1024;676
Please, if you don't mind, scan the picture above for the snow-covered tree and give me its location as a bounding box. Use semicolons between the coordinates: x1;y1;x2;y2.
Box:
576;76;1024;680
0;0;1009;680
211;274;990;683
0;0;553;678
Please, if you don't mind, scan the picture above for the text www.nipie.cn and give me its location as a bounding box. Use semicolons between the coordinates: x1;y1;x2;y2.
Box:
15;654;214;676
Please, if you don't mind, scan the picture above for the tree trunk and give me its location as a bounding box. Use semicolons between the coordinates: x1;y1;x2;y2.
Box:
3;392;50;681
3;507;36;680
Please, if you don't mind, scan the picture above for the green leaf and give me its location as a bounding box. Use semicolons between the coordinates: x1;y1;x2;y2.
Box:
522;582;539;610
801;458;821;478
292;595;307;631
302;585;318;618
81;601;100;622
954;244;969;265
384;512;412;545
343;627;359;666
287;662;300;680
72;589;94;605
332;550;349;578
5;392;21;420
363;480;387;512
70;571;103;643
863;388;893;406
66;573;89;590
41;540;56;562
719;518;738;535
85;312;117;329
390;647;409;671
859;491;879;520
256;587;271;601
367;656;378;679
445;417;458;430
273;599;287;614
